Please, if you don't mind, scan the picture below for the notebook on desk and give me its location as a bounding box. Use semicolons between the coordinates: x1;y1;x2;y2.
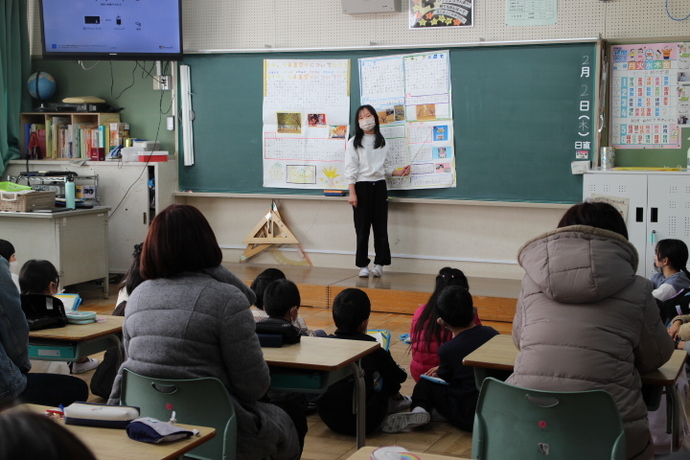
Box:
55;293;82;311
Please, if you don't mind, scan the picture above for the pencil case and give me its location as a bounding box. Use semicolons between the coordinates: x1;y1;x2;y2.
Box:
66;311;97;325
64;402;140;429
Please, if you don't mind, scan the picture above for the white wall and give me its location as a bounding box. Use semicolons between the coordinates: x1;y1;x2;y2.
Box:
27;0;690;279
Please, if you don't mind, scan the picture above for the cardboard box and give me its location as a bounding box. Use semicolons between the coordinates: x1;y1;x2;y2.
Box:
0;190;56;212
138;150;168;162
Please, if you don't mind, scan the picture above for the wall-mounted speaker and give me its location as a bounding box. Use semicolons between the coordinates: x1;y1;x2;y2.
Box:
342;0;402;14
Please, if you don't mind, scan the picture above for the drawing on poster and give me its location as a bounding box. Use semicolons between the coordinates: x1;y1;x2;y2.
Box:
308;113;327;127
277;113;302;134
433;125;448;141
329;125;347;138
286;165;317;184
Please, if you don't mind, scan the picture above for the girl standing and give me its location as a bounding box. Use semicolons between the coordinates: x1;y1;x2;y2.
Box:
345;105;410;277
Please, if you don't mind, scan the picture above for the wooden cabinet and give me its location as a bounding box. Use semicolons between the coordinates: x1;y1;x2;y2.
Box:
583;171;690;278
20;112;122;160
4;160;177;274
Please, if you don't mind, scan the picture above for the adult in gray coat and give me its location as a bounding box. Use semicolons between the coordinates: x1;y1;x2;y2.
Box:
108;204;303;460
508;202;675;460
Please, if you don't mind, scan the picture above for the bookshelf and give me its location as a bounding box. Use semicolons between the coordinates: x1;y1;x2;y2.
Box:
20;112;124;161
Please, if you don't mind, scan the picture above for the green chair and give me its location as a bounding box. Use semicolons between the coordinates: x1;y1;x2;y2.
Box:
472;377;626;460
120;368;237;460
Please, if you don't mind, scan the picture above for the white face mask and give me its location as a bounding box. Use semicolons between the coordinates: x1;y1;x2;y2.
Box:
9;260;18;273
359;118;376;132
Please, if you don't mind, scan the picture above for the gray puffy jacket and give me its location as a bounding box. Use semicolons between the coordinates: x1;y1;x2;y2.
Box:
507;225;674;460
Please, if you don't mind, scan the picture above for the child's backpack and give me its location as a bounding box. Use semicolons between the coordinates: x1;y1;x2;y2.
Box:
658;288;690;325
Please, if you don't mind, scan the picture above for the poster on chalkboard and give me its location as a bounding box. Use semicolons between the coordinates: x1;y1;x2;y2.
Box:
262;59;351;189
610;42;689;149
359;51;456;190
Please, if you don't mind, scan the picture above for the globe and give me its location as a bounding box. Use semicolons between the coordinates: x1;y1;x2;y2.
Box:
27;72;56;110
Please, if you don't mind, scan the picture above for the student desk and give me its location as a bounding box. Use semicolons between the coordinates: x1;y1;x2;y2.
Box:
262;336;379;449
463;334;688;450
0;207;110;297
22;404;216;460
28;315;124;363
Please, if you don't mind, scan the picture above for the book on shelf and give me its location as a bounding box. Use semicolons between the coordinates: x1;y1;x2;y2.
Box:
49;116;70;159
108;122;130;150
23;123;47;159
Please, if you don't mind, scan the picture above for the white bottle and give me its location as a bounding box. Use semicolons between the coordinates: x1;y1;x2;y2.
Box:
65;177;76;209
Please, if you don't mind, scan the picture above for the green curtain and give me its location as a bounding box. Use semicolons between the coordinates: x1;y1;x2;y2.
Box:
0;0;30;178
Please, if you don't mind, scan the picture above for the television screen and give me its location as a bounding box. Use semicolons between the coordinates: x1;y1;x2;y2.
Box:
39;0;183;61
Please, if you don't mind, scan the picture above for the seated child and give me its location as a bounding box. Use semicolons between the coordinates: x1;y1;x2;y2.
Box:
381;285;499;433
250;268;285;322
255;278;304;344
410;267;482;382
651;239;690;302
316;288;409;436
669;314;690;353
19;259;100;374
0;239;19;290
90;243;144;399
251;269;326;337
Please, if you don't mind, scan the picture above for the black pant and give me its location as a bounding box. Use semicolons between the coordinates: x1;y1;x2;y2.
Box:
353;180;391;268
412;378;478;432
18;373;89;407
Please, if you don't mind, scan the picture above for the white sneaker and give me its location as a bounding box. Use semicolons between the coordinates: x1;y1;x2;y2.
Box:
371;265;383;277
70;357;100;374
358;266;370;277
388;395;412;413
380;408;431;433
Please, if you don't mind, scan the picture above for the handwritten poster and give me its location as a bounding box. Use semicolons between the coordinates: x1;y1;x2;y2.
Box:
262;59;351;189
360;51;455;190
610;42;690;149
409;0;473;29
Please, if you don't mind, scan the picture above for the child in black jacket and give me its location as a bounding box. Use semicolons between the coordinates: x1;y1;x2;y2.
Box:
381;285;499;433
316;288;409;435
255;278;303;344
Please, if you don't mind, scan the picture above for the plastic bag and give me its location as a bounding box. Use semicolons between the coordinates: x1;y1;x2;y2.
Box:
0;182;32;193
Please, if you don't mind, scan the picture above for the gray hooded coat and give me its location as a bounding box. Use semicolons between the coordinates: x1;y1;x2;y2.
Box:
108;265;300;460
507;225;675;460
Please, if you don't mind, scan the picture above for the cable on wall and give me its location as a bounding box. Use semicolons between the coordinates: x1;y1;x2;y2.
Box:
666;0;690;21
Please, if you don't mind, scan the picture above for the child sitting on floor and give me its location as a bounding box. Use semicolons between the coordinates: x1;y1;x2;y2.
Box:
250;268;325;336
256;278;305;344
381;285;499;433
316;288;409;436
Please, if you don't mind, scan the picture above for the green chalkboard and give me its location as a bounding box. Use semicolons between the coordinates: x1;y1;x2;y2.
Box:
179;42;597;203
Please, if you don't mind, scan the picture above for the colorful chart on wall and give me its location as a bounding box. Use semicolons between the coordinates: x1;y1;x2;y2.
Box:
610;42;690;149
359;50;455;190
409;0;473;28
262;59;351;189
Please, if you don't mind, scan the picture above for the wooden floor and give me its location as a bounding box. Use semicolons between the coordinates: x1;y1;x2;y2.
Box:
69;265;516;460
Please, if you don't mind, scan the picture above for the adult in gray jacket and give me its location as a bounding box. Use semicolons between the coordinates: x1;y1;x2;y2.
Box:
508;202;675;460
108;204;303;460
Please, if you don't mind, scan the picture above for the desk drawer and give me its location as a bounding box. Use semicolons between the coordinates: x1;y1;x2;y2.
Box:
29;343;77;360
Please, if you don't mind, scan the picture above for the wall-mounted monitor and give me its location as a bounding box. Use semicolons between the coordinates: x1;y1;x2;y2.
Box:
38;0;183;61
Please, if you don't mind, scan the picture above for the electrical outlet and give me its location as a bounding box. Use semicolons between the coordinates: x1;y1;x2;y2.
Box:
153;76;170;91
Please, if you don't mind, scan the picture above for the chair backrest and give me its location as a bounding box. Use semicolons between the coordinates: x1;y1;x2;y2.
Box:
120;369;237;460
472;377;626;460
